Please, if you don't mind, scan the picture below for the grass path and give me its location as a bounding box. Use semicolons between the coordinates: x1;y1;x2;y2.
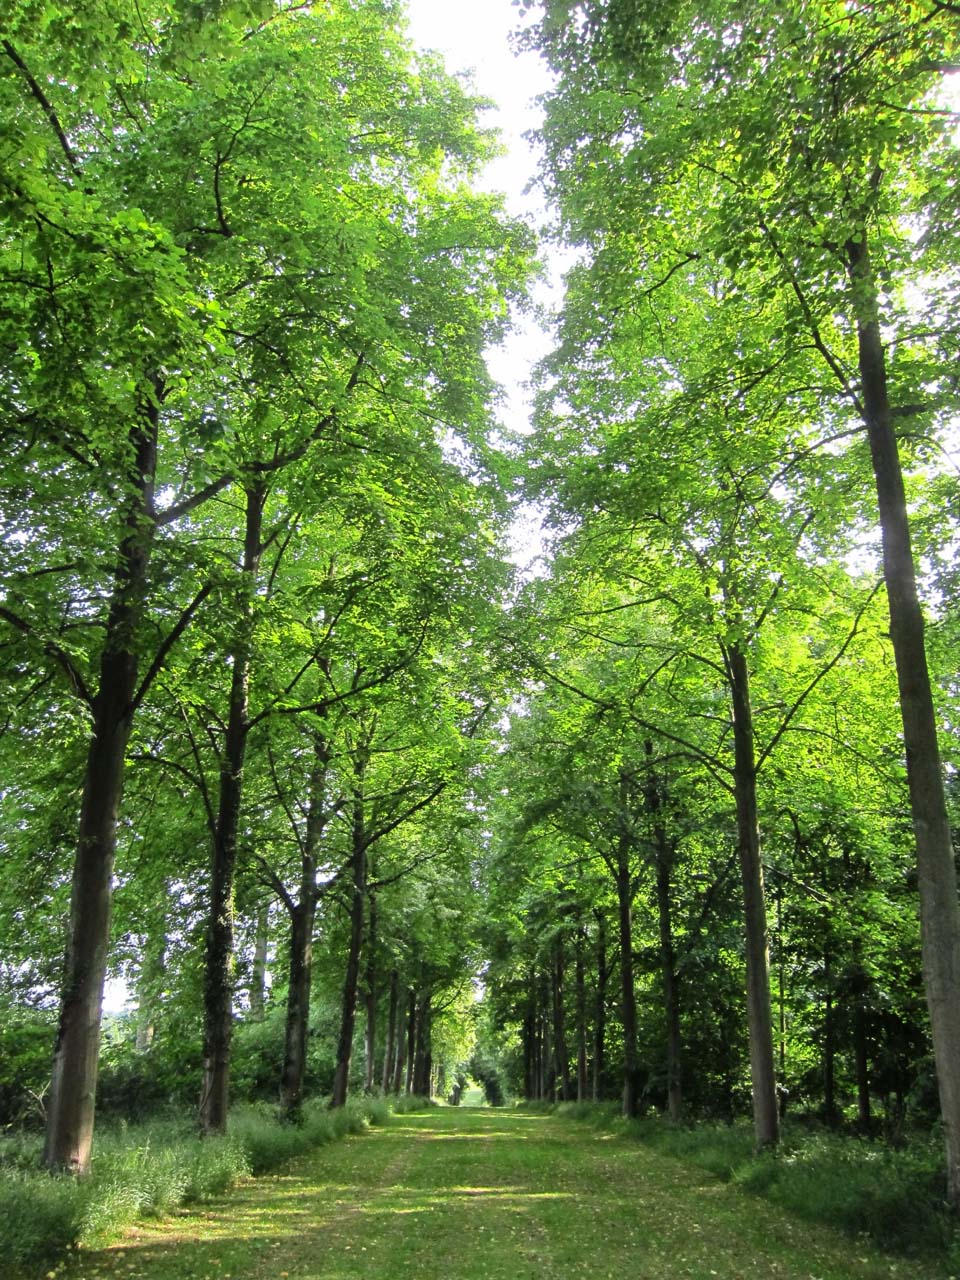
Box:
65;1108;939;1279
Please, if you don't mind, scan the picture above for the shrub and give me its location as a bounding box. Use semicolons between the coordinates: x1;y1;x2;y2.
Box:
390;1093;435;1114
0;1169;88;1267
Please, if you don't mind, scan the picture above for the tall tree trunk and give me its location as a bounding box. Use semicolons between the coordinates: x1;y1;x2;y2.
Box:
523;997;536;1101
854;995;871;1131
382;969;399;1093
44;403;158;1173
593;909;607;1101
200;483;264;1136
279;902;315;1122
552;932;572;1101
776;887;787;1114
655;847;682;1121
364;890;378;1092
645;746;682;1121
848;232;960;1207
135;910;167;1054
615;773;640;1118
279;736;329;1122
726;643;779;1148
331;769;367;1109
404;987;416;1094
412;993;432;1097
575;922;588;1102
249;900;269;1022
823;955;837;1127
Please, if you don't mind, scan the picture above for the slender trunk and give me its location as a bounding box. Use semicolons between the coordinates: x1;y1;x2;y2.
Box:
593;910;607;1101
392;989;409;1094
645;748;682;1121
249;900;269;1022
575;923;588;1102
331;776;367;1108
135;912;166;1054
200;483;264;1136
404;987;416;1094
776;888;787;1113
382;969;399;1093
539;977;553;1100
655;848;682;1121
364;890;377;1092
523;999;536;1101
413;993;432;1097
44;404;158;1173
552;932;572;1101
279;902;315;1122
848;233;960;1207
854;997;871;1130
279;738;329;1122
615;774;640;1118
727;643;779;1148
823;955;837;1126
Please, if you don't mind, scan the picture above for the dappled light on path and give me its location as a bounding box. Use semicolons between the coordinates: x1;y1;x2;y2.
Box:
64;1108;942;1280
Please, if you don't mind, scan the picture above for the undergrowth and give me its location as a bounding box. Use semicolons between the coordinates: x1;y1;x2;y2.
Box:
0;1095;389;1273
551;1101;959;1262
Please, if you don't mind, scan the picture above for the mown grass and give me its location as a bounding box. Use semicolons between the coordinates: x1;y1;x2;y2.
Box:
56;1105;955;1279
0;1096;391;1274
551;1101;960;1263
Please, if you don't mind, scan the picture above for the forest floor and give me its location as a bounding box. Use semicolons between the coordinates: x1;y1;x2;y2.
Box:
59;1107;947;1280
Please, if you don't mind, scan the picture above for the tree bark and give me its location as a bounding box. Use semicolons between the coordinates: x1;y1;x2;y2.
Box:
364;890;378;1092
823;950;837;1126
552;931;572;1101
382;969;399;1093
331;763;368;1109
412;992;432;1097
199;483;264;1136
853;995;871;1131
593;909;607;1101
401;983;417;1095
655;847;682;1121
615;772;640;1118
249;900;269;1022
277;901;313;1121
278;735;330;1122
726;642;779;1148
645;746;682;1121
44;404;158;1173
135;911;167;1054
848;232;960;1207
575;922;588;1102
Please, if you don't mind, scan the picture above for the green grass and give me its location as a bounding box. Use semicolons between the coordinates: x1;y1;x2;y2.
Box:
550;1102;958;1261
0;1097;388;1274
46;1106;957;1279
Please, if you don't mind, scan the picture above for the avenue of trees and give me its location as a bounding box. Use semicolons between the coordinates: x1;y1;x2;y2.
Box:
4;0;960;1220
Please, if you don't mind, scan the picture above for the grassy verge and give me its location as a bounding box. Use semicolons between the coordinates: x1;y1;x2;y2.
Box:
0;1096;390;1273
550;1101;959;1262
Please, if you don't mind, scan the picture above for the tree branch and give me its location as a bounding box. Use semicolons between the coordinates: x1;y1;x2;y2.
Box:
2;41;82;178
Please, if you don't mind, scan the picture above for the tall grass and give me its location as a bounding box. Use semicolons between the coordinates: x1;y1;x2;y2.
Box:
0;1096;389;1273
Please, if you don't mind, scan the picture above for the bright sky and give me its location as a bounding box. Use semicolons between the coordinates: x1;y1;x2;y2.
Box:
404;0;557;570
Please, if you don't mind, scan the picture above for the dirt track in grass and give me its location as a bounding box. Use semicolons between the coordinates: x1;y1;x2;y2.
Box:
64;1107;940;1279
